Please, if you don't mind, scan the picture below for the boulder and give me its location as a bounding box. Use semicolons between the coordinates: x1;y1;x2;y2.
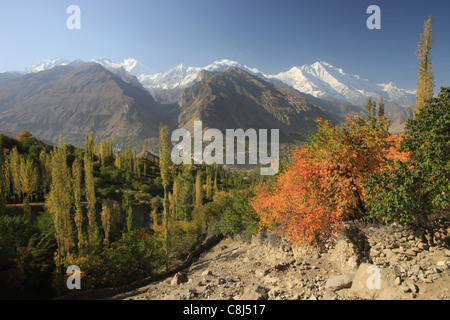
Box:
349;263;408;299
325;273;355;291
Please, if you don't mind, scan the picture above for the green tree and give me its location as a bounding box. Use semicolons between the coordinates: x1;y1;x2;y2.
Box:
378;97;385;118
205;174;213;201
84;153;99;250
19;157;38;204
159;124;172;271
85;134;95;161
194;170;203;208
9;147;22;202
371;99;377;122
72;157;85;253
123;192;134;233
173;164;194;221
0;138;6;215
46;137;75;272
365;97;373;122
366;87;449;224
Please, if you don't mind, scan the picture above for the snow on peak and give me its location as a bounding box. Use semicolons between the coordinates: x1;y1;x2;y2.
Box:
23;59;69;73
18;57;415;108
137;59;265;90
269;61;415;107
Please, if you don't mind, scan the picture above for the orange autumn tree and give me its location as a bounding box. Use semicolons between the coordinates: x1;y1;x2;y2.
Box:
251;115;408;246
16;130;33;142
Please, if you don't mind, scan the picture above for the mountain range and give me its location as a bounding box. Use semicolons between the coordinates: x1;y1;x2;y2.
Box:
0;62;162;145
0;57;416;146
6;57;416;109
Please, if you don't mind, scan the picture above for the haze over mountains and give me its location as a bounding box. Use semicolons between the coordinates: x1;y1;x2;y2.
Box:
0;57;416;146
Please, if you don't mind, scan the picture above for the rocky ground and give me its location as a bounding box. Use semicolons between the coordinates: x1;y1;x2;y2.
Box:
112;218;450;300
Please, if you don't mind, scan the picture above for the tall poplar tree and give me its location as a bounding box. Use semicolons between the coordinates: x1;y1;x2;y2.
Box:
371;100;377;122
47;137;75;271
0;138;6;216
195;171;203;208
85;134;95;161
378;97;385;118
9;147;22;202
365;97;373;122
159;124;171;271
72;157;85;253
84;153;99;250
415;15;434;115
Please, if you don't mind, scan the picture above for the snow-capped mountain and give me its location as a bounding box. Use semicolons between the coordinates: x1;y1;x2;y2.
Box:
268;61;416;108
135;59;415;109
22;59;69;73
18;57;416;109
90;57;152;77
137;59;267;91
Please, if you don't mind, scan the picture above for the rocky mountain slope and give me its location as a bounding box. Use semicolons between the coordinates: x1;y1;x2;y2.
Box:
0;62;336;145
9;58;416;113
113;218;450;301
178;67;335;141
0;62;163;145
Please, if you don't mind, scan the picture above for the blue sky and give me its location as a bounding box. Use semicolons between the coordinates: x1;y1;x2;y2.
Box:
0;0;449;90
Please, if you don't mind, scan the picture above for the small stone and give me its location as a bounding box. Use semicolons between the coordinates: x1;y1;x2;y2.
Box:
325;273;355;291
240;284;268;300
202;269;213;276
171;272;189;286
398;285;411;293
437;260;448;267
422;278;433;284
410;265;423;275
394;276;402;286
408;283;419;294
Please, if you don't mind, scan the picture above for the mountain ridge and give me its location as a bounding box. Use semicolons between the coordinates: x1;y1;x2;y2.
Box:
9;57;416;110
0;62;162;145
178;66;336;142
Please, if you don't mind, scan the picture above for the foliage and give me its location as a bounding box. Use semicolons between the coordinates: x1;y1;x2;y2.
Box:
0;215;55;299
252;116;406;245
224;189;258;236
365;87;449;223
